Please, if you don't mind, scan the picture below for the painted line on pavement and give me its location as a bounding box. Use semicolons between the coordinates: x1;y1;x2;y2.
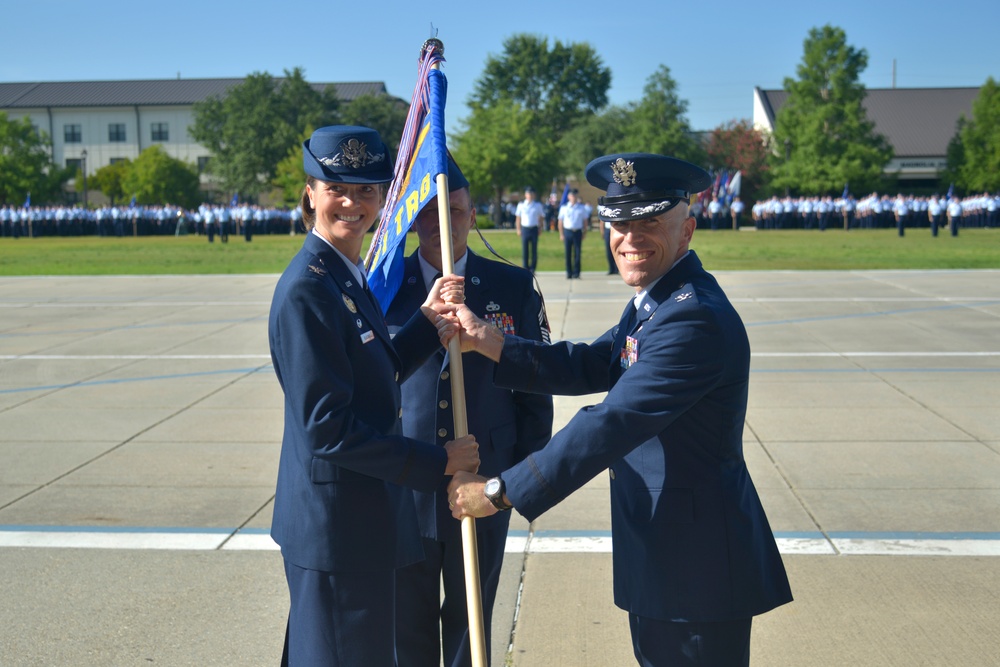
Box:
3;527;1000;556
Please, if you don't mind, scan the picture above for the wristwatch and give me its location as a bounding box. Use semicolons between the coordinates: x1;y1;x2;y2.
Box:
484;476;512;511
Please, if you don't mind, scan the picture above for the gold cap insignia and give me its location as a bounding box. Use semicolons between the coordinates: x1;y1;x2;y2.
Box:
611;158;637;187
343;294;357;313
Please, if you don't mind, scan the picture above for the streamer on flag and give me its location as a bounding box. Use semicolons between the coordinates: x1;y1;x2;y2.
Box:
365;43;449;312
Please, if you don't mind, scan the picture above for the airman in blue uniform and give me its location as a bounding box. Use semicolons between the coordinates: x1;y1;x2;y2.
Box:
386;157;553;667
269;126;479;666
447;153;792;666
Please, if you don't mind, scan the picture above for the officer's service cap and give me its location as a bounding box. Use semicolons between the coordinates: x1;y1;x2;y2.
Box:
303;126;393;184
585;153;711;223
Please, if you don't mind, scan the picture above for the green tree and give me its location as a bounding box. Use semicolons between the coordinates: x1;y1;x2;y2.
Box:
941;118;967;196
705;120;770;202
769;25;892;195
339;93;408;159
558;105;631;175
0;112;64;205
121;146;201;208
557;66;703;181
621;66;704;165
272;127;312;208
190;68;336;198
469;34;611;149
452;99;557;225
91;159;131;205
458;34;611;188
957;77;1000;192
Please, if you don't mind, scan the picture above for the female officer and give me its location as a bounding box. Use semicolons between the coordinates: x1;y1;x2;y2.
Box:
268;126;478;665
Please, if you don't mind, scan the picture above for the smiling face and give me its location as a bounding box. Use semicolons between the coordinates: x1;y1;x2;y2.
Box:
610;204;695;291
306;179;382;260
413;187;476;271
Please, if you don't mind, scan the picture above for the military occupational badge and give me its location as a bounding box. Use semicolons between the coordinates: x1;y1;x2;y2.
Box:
343;294;357;313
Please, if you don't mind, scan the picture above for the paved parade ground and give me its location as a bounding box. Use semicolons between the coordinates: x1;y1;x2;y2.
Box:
1;269;999;666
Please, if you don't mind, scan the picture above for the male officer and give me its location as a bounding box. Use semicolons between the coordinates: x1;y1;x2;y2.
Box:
514;186;545;272
558;189;588;278
730;195;745;230
386;158;553;667
446;153;793;666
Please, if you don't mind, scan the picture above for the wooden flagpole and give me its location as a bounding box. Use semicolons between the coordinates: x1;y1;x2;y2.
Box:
425;39;487;667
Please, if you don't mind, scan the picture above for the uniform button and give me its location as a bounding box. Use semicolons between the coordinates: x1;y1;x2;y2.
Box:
440;371;449;381
394;372;399;382
437;428;448;438
439;400;449;410
398;409;403;419
609;469;616;480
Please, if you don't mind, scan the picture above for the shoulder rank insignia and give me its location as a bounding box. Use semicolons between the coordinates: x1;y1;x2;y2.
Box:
675;292;693;302
307;264;327;276
343;294;357;313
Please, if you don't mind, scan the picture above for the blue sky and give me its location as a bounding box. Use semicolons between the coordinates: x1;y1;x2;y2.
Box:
3;0;997;136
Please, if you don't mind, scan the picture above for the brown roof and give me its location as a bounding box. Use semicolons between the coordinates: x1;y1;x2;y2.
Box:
0;78;388;109
758;87;979;157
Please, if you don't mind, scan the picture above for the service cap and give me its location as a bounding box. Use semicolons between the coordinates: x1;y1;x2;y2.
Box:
585;153;711;223
303;125;393;184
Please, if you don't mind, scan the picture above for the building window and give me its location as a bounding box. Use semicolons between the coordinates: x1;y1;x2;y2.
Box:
109;123;127;142
66;158;82;173
197;156;211;173
65;124;82;143
151;122;169;142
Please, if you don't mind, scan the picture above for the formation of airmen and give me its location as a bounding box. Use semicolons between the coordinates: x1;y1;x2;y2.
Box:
749;193;999;231
0;203;305;238
2;192;996;239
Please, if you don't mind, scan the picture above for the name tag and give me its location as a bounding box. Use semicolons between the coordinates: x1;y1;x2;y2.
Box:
360;331;375;344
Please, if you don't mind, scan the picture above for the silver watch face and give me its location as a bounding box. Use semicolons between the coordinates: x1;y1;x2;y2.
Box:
485;478;501;497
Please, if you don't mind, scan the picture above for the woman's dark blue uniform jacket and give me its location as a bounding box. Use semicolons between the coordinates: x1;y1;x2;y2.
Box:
268;233;448;573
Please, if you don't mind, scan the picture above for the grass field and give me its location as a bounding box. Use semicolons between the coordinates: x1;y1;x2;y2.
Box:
0;227;997;275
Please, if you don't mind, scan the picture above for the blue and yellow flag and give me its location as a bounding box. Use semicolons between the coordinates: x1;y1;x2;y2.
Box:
365;45;448;312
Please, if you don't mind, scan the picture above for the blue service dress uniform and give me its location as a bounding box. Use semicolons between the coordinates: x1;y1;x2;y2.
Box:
269;232;450;665
386;250;553;667
494;250;792;649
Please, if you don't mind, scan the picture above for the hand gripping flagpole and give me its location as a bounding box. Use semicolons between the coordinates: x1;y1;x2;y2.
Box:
423;38;488;667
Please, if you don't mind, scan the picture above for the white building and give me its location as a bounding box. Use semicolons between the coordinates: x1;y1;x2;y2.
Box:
0;77;389;193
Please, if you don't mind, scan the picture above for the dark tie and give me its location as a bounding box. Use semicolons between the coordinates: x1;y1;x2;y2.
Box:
615;300;637;353
622;300;638;335
360;274;382;316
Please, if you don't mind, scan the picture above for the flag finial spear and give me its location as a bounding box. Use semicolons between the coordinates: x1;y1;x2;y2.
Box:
421;37;444;59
